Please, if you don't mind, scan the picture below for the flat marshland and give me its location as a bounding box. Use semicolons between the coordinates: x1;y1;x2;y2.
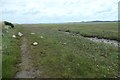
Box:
0;43;1;78
2;22;119;78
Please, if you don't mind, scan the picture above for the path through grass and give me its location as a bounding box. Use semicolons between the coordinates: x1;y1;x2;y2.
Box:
2;22;119;78
20;23;118;78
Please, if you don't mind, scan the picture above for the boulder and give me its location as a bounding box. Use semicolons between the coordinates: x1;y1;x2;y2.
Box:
12;35;16;38
18;32;23;37
32;42;38;46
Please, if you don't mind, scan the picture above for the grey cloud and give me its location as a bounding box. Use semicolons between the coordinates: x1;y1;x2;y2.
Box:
2;10;17;14
22;10;40;15
96;7;112;13
1;0;118;23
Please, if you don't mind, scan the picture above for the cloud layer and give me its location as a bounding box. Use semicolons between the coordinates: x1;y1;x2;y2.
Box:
1;0;119;23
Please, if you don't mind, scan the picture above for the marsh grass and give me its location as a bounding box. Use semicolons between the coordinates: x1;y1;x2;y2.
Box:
0;23;2;78
2;22;118;78
2;26;21;78
20;22;118;78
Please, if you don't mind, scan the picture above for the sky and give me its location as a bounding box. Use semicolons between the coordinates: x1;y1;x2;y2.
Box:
0;0;120;23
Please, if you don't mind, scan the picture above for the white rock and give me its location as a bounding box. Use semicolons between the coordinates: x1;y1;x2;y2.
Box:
40;36;43;38
32;42;38;46
31;33;35;35
4;25;10;29
63;43;66;45
12;35;16;38
96;65;99;67
18;32;23;37
103;75;106;77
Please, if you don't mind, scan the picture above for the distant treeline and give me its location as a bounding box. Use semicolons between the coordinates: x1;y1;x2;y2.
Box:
90;20;120;22
71;20;120;23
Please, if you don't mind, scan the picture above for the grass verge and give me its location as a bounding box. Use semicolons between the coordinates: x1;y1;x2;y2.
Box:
20;23;118;78
2;26;21;78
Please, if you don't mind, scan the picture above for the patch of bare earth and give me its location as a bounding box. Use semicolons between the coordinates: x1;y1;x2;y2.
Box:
15;37;41;78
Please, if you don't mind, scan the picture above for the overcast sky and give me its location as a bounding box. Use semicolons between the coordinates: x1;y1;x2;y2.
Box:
0;0;119;23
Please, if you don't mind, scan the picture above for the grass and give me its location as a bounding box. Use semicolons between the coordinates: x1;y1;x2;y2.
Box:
2;22;119;78
23;22;118;40
2;25;21;78
0;23;2;78
19;22;118;78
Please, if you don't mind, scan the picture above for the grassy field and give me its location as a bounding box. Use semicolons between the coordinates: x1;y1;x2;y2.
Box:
0;23;2;78
2;25;21;78
2;22;119;78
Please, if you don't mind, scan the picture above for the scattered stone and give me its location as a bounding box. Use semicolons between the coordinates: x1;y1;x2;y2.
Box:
86;37;119;47
112;68;115;71
31;33;35;35
4;25;10;29
96;65;99;68
32;42;38;46
12;35;16;38
103;75;106;77
115;76;118;78
18;32;23;37
40;36;43;38
63;43;66;45
65;32;70;34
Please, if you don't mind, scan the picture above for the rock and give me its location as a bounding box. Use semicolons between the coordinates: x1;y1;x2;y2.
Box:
18;32;23;37
12;35;16;38
31;33;35;35
40;36;43;38
32;42;38;46
103;75;106;77
63;43;66;45
4;25;10;29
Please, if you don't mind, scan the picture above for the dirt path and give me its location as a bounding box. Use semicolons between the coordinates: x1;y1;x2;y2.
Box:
15;37;40;78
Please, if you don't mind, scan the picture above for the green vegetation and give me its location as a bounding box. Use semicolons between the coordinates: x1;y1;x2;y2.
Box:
32;22;118;40
20;22;118;78
0;23;2;78
2;22;118;78
2;26;21;78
